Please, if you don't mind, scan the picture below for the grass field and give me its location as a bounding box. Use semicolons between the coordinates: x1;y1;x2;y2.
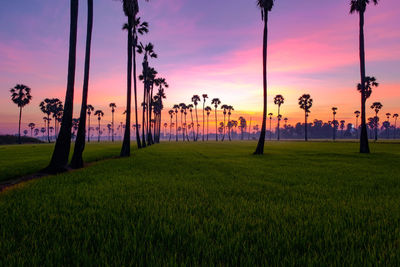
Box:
0;141;399;265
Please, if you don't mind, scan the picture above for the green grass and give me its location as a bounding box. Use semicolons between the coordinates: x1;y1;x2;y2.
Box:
0;142;123;182
1;141;399;265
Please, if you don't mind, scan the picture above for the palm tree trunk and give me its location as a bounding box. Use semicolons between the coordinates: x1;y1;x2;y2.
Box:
47;0;78;173
47;115;50;143
111;111;114;142
181;112;184;141
175;113;178;142
98;119;100;142
147;86;154;145
228;114;231;141
305;112;308;141
254;11;268;155
222;114;226;141
190;112;195;141
269;118;272;140
215;108;218;141
18;106;22;144
120;23;133;157
88;114;91;142
71;0;93;169
277;106;280;141
132;32;142;149
359;11;370;153
202;101;205;141
207;115;209;141
195;105;199;141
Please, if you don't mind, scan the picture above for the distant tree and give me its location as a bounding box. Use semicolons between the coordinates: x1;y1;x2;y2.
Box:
40;127;46;137
211;98;221;141
28;123;36;137
173;104;179;141
274;95;285;141
221;104;229;141
34;128;39;137
239;117;247;140
340;120;346;138
202;94;208;141
298;94;313;141
86;104;94;142
354;110;360;137
227;106;234;141
168;109;174;141
94;110;104;142
370;102;383;141
107;123;112;140
332;107;338;141
393;113;399;139
191;95;201;141
109;103;117;142
40;99;54;143
10;84;32;144
179;103;187;141
187;104;195;140
268;112;273;140
23;129;28;136
205;106;212;141
254;0;275;155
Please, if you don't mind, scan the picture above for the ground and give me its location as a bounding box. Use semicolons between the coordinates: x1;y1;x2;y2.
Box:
0;141;399;265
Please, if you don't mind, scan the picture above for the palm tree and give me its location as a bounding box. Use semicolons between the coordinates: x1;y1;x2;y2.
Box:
10;84;32;144
239;117;247;140
191;95;201;141
28;123;35;137
340;120;346;138
34;128;39;137
205;106;212;141
254;0;274;155
86;104;94;142
274;95;284;141
220;104;229;141
227;105;234;141
393;113;399;139
187;104;195;140
50;99;63;137
370;102;382;141
40;99;54;143
354;110;360;137
202;94;208;141
298;94;313;141
70;0;94;168
211;98;221;141
178;103;187;141
48;0;79;172
173;104;179;141
385;112;391;139
351;0;379;153
109;103;117;142
268;112;273;140
168;109;174;141
94;110;104;142
332;107;338;141
133;17;149;149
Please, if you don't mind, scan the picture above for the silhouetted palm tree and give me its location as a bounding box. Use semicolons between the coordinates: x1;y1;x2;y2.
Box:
254;0;274;155
34;128;39;137
239;117;247;140
202;94;208;141
28;123;35;137
351;0;379;153
205;106;212;141
178;103;187;141
220;104;228;141
354;110;360;137
393;113;399;139
109;103;117;142
211;98;221;141
227;105;234;141
385;112;391;139
332;107;338;141
168;109;174;141
268;112;273;140
86;104;94;142
191;95;200;141
370;102;382;141
40;99;55;143
94;110;104;142
173;104;179;141
70;0;94;168
50;99;63;137
298;94;313;141
274;95;284;141
187;104;195;140
10;84;32;144
48;0;79;172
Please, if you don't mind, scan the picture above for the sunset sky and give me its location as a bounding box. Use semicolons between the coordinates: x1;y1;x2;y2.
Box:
1;0;399;134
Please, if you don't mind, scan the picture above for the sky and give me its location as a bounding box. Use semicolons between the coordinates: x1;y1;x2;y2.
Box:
0;0;399;134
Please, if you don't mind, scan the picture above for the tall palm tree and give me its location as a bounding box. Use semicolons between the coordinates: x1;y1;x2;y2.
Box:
86;104;94;142
354;110;360;137
268;112;273;140
10;84;32;144
48;0;79;172
220;104;229;141
254;0;274;155
187;104;195;140
50;99;63;137
274;94;284;141
178;103;186;141
168;109;174;141
211;98;221;141
109;103;117;142
28;123;35;137
332;107;338;141
370;102;382;141
227;105;234;141
298;94;313;141
385;112;391;139
173;104;179;141
70;0;94;168
191;95;201;141
202;94;208;141
40;99;55;143
94;110;104;142
205;106;212;141
393;113;399;139
133;17;149;149
351;0;379;153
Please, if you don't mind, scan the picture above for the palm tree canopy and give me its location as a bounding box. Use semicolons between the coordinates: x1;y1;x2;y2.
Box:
257;0;274;20
95;110;104;117
191;95;201;105
202;94;208;100
357;76;378;99
205;106;212;114
87;104;94;113
109;103;117;109
298;94;313;112
211;98;221;107
394;114;399;118
350;0;379;14
370;102;383;113
274;95;285;106
10;84;32;108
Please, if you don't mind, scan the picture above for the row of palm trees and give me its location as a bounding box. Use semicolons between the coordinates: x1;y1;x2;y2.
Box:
255;0;382;154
